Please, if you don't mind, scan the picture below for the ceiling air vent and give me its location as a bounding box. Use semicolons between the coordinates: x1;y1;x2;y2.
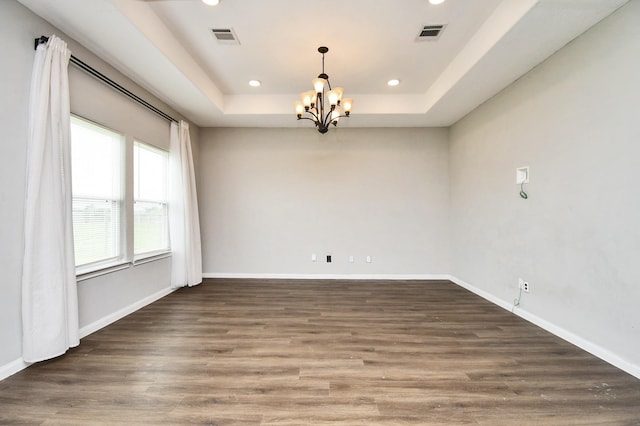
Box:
211;28;240;45
416;24;446;42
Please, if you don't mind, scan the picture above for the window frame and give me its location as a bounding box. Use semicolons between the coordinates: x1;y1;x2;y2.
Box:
70;115;172;279
133;140;171;261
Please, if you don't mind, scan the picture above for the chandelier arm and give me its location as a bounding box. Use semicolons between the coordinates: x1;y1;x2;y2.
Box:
305;109;320;122
297;116;318;123
322;109;335;127
322;111;351;129
313;103;322;126
322;109;340;127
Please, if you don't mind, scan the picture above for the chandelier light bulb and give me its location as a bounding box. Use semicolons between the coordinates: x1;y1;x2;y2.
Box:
327;90;339;107
312;78;326;94
301;90;315;108
333;87;344;101
342;98;353;115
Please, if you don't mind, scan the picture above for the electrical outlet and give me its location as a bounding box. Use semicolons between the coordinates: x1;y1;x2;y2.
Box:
519;278;530;293
326;255;332;263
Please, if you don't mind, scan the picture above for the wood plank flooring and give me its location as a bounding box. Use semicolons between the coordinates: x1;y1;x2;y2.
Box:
1;279;639;425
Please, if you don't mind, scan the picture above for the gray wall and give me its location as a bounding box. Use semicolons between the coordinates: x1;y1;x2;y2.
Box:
198;127;450;277
449;1;640;372
0;1;198;372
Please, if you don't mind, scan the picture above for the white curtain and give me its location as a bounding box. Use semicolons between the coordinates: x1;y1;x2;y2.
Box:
169;120;203;288
22;35;79;363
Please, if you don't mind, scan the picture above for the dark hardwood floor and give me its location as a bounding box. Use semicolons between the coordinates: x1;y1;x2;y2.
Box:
1;279;639;425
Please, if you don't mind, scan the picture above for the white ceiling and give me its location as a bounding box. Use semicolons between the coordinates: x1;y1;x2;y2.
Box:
18;0;628;129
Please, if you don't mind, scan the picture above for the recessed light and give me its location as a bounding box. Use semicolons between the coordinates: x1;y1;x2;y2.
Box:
387;79;400;87
249;80;261;87
429;0;445;4
202;0;220;6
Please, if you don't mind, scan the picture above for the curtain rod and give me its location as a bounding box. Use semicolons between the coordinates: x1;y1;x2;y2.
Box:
34;36;178;123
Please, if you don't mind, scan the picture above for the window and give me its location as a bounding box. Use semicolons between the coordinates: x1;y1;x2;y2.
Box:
134;142;169;258
70;116;170;274
70;116;123;269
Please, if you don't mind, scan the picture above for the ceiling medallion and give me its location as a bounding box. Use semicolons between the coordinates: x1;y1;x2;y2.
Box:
295;47;353;134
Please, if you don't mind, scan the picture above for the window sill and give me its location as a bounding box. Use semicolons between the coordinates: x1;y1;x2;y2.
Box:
133;251;172;266
76;261;131;282
75;252;171;281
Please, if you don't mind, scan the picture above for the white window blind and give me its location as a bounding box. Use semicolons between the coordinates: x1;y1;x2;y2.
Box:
134;141;169;257
70;116;123;269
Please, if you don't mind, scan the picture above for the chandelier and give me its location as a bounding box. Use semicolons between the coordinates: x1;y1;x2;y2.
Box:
295;47;353;134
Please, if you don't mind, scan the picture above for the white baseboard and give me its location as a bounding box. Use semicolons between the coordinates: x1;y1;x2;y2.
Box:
203;272;450;281
448;275;640;380
447;275;514;312
1;286;176;382
0;358;31;382
79;286;176;338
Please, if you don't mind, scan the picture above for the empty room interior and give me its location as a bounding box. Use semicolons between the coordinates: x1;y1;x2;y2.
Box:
1;0;640;424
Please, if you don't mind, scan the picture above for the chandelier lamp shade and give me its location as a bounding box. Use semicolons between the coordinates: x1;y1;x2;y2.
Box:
295;46;353;134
